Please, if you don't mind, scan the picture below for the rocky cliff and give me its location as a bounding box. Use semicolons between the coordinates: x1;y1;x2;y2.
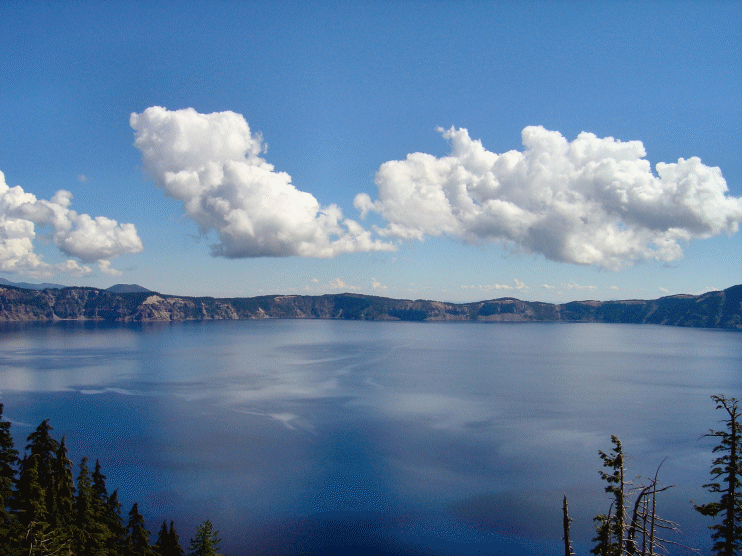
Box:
0;284;740;330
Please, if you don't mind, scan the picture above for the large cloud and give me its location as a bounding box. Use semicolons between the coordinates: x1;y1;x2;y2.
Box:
355;127;742;269
0;171;143;277
131;107;394;258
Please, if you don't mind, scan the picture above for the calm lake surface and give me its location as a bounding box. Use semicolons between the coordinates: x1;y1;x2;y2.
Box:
0;320;740;555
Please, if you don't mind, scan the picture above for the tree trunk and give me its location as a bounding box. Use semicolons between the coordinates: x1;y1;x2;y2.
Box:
563;494;573;556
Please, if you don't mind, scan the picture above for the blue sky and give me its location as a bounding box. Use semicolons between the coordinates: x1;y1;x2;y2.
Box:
0;0;740;303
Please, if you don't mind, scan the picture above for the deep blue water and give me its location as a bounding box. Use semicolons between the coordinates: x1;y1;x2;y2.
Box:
0;320;740;555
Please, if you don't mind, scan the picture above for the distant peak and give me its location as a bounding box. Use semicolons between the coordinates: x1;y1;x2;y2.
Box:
105;284;152;294
0;277;66;290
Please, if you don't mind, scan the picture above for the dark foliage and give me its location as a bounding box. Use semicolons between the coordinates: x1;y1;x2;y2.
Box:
477;302;516;316
694;395;741;556
333;295;373;319
0;413;184;556
0;404;18;543
388;308;428;321
156;520;185;556
188;519;222;556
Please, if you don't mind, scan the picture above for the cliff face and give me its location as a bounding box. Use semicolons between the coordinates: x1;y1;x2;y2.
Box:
0;284;740;330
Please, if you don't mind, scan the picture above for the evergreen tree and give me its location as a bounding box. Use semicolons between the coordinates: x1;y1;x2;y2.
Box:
14;451;71;555
91;459;109;516
694;395;741;556
0;404;19;554
14;453;47;526
126;502;154;556
156;520;186;556
188;520;222;556
20;416;61;549
592;436;626;556
75;456;93;553
156;520;185;556
90;459;114;554
25;418;60;517
104;489;128;555
0;404;18;511
590;511;613;556
76;456;93;520
155;521;170;554
34;435;77;554
25;419;59;469
167;520;185;556
52;436;76;527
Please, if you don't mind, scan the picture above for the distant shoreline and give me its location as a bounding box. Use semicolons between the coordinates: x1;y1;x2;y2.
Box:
0;283;740;330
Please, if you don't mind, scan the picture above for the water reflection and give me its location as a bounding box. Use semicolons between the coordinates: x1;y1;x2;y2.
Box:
0;320;739;554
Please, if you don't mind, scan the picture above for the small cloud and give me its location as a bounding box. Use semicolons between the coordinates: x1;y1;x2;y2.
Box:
77;174;88;183
55;260;93;277
609;285;619;290
327;278;359;291
563;281;598;291
465;279;529;293
659;286;670;293
541;284;556;290
98;260;123;277
371;278;387;291
303;277;360;292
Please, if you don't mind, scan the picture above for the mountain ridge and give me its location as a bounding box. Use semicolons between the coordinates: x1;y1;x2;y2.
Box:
0;277;66;290
0;283;740;330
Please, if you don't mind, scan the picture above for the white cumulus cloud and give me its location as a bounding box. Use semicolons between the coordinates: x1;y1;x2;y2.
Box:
355;126;742;270
131;106;395;259
0;171;142;277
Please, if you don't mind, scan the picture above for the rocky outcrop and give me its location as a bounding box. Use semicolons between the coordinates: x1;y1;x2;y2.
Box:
0;284;740;330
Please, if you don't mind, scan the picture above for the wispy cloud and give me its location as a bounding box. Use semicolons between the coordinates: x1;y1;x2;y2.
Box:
563;281;598;292
57;260;93;277
462;279;528;292
356;126;742;270
303;277;360;292
370;278;387;291
131;107;395;259
327;278;359;291
98;260;123;277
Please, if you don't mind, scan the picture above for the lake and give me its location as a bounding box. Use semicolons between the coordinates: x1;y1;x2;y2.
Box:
0;320;740;555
